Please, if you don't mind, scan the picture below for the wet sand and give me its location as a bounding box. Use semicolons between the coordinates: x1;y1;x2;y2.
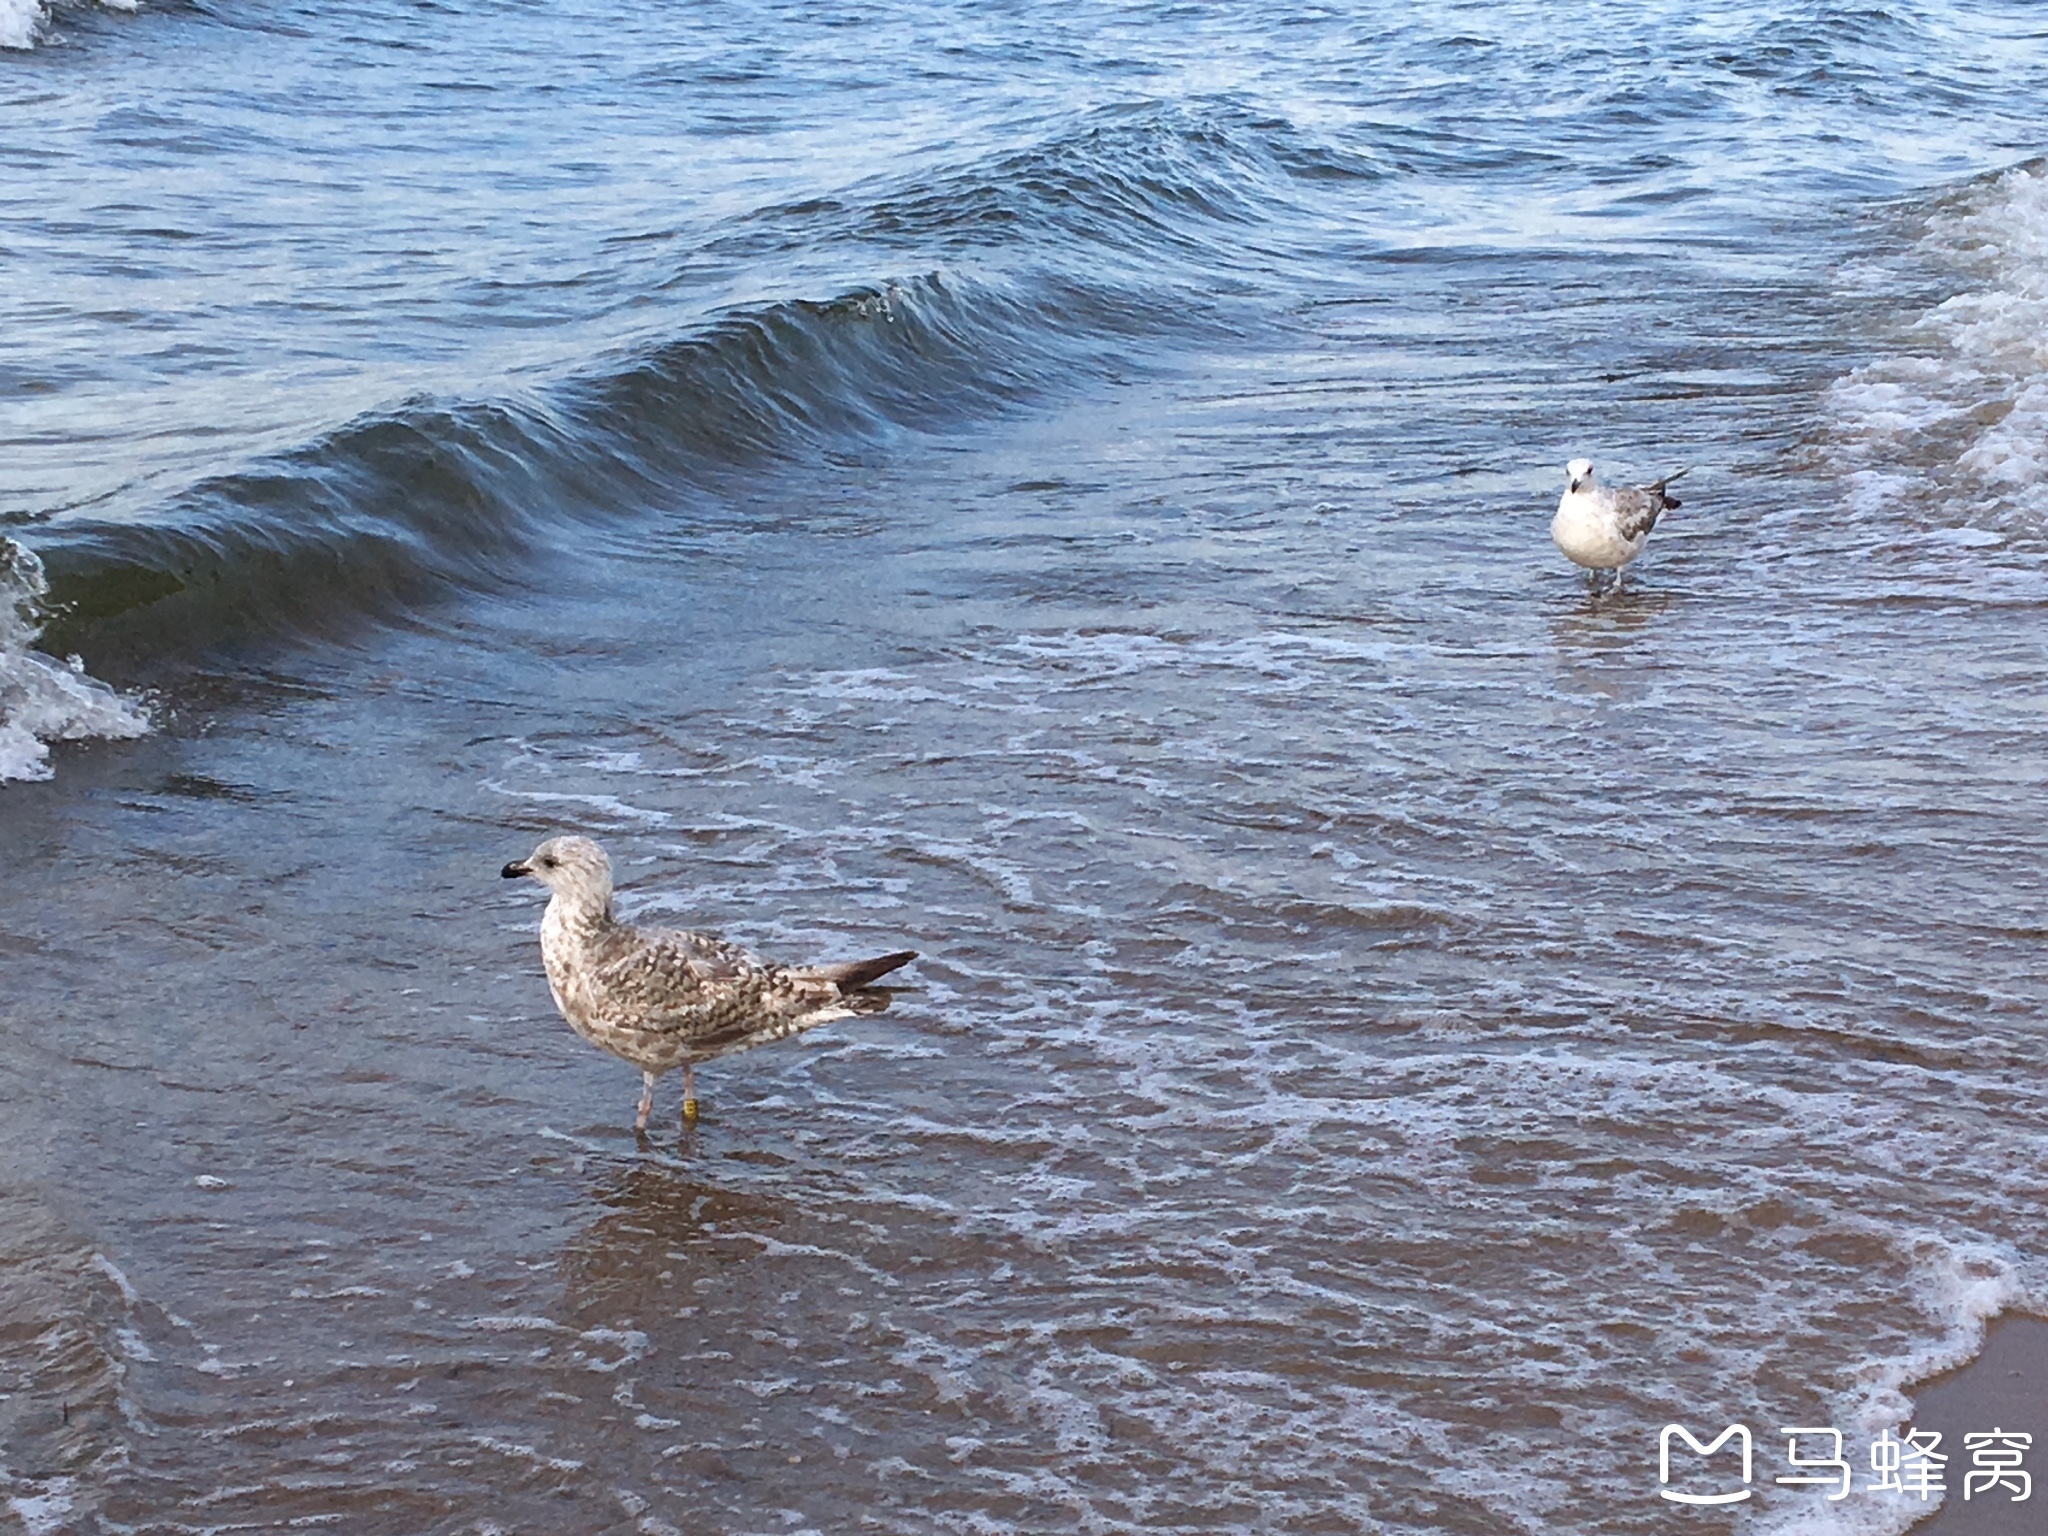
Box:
1908;1315;2048;1534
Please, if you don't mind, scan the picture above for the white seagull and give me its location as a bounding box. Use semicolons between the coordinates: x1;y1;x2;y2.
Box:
503;835;916;1129
1550;459;1688;594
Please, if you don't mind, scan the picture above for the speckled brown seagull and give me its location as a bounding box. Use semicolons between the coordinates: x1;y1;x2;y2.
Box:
502;835;915;1128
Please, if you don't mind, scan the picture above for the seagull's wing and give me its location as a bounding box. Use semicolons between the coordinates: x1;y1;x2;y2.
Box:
586;929;765;1026
586;924;856;1054
666;927;758;983
1611;485;1663;542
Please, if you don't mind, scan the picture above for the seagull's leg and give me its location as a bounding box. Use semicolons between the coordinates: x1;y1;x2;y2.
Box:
1610;565;1624;597
635;1071;655;1132
682;1063;698;1123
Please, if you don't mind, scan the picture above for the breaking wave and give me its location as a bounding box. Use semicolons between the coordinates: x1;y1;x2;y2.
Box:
13;98;1390;670
0;0;137;52
0;538;148;783
1827;161;2048;530
29;269;1174;660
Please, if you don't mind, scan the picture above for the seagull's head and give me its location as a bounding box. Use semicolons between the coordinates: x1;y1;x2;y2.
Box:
1566;459;1594;494
502;834;614;908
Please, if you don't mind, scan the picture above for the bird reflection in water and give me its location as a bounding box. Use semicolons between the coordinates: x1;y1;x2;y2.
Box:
1547;588;1674;704
560;1158;794;1304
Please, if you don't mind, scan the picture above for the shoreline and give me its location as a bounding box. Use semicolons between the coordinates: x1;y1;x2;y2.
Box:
1905;1314;2048;1533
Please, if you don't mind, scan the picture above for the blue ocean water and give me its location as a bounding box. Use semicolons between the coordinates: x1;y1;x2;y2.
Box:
6;2;2048;1531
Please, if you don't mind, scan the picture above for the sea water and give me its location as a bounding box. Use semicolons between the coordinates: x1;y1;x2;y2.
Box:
5;3;2048;1531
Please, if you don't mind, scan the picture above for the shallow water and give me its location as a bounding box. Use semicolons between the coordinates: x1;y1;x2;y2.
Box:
7;2;2048;1532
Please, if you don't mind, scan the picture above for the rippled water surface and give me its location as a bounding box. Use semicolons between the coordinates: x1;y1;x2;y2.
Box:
7;2;2048;1532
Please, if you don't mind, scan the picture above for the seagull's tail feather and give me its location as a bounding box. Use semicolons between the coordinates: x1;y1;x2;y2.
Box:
798;950;919;992
835;988;900;1019
692;981;901;1060
1653;466;1690;510
689;952;915;1060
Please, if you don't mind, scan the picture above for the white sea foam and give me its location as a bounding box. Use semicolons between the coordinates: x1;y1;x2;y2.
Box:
6;1479;77;1536
1742;1240;2027;1536
1828;163;2048;526
89;1251;142;1306
471;1435;584;1474
0;0;40;48
461;1314;567;1334
0;539;150;783
488;624;2048;1534
0;0;137;50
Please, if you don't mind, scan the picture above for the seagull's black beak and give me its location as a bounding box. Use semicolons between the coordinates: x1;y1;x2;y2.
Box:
502;860;531;879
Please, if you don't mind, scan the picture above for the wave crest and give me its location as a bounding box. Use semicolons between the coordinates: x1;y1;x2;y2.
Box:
0;538;150;783
32;270;1168;659
1;0;138;51
1827;162;2048;526
21;102;1340;668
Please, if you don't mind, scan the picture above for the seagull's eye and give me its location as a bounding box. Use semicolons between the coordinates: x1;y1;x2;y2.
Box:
539;856;558;869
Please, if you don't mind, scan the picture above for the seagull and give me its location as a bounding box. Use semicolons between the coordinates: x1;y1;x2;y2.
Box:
1550;459;1688;594
502;835;916;1128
